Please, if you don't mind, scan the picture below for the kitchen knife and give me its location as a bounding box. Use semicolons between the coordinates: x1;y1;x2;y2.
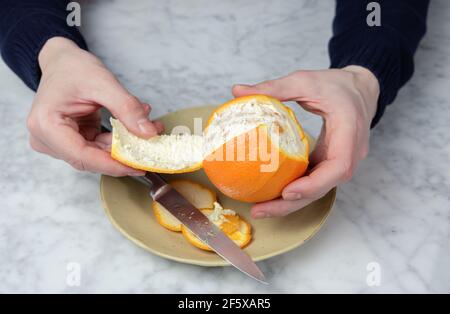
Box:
141;172;267;283
100;109;267;284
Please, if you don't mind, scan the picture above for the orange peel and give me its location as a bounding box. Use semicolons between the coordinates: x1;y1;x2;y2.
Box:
111;95;309;203
181;207;252;251
152;179;216;232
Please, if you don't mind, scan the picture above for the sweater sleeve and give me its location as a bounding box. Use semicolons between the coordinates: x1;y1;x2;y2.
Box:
0;0;88;91
328;0;430;127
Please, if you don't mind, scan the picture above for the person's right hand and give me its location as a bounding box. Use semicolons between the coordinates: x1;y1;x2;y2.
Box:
27;37;163;176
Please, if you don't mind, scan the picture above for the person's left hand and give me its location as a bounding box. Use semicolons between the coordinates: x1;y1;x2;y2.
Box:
232;66;380;218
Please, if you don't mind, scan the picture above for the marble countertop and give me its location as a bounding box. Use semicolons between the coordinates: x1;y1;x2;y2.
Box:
0;0;449;293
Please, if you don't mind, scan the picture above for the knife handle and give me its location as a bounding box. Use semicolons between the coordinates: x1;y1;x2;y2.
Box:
144;172;169;200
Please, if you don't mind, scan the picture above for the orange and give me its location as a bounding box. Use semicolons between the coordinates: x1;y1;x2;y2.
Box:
111;94;309;203
202;95;309;202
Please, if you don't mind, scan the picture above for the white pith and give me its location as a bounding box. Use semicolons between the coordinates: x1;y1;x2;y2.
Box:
111;98;306;171
111;118;203;170
206;202;236;227
204;98;305;157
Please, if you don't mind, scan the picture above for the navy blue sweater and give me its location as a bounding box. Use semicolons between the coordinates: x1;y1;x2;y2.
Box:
0;0;429;126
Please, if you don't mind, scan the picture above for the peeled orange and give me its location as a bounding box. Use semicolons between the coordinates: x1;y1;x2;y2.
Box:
111;94;309;203
203;95;309;202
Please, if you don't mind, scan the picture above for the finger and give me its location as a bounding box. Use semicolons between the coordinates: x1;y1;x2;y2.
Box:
94;132;112;151
282;159;345;201
90;79;157;138
282;122;357;200
232;71;315;102
29;135;59;159
78;144;145;177
309;122;327;166
124;101;165;134
232;79;296;101
76;111;101;141
251;198;313;218
94;123;163;153
78;123;100;141
41;118;145;176
142;103;151;114
152;120;165;134
141;102;165;134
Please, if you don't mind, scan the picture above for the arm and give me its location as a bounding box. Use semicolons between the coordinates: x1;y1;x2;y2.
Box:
233;0;430;218
0;0;87;90
329;0;430;126
1;1;161;176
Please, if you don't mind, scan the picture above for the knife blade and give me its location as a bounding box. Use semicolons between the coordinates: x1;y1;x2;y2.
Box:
141;172;267;284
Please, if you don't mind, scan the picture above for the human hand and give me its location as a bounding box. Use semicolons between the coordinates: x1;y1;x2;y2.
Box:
232;66;380;218
27;37;163;176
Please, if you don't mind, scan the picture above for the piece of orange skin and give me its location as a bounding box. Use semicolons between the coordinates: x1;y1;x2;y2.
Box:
153;203;217;233
111;94;304;177
203;95;309;203
181;216;252;252
152;202;182;232
220;214;240;234
181;225;213;251
111;143;203;173
170;179;217;208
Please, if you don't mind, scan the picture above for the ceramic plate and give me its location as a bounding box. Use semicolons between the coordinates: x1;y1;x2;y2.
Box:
100;105;336;266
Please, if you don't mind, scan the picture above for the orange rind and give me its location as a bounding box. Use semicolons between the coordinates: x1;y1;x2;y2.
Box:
152;179;216;232
181;207;252;251
111;95;309;202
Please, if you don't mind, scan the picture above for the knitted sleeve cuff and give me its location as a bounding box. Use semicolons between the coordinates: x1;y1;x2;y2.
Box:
1;13;88;91
329;28;409;127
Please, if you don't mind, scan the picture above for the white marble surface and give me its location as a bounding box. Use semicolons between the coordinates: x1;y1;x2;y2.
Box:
0;0;449;293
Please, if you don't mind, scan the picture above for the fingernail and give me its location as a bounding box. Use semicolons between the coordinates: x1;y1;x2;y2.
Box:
127;171;145;176
138;119;156;136
97;142;111;152
283;192;302;201
253;211;269;219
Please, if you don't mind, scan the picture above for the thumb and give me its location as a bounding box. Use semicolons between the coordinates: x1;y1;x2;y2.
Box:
232;74;302;101
93;82;157;138
232;84;255;98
